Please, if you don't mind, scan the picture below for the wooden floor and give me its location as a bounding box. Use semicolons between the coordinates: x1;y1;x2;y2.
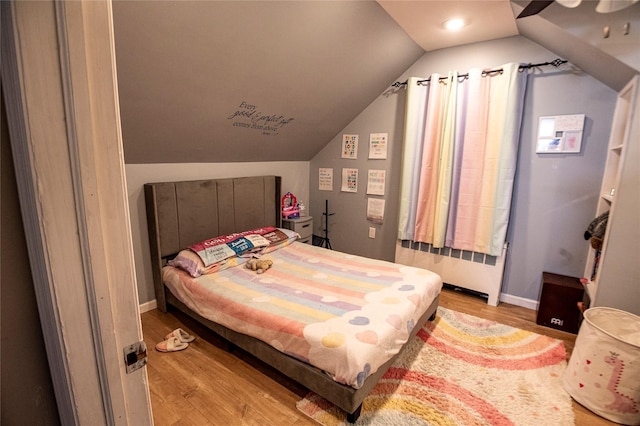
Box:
142;287;616;426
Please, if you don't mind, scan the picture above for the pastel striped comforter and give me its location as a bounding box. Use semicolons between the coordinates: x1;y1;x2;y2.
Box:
162;242;442;388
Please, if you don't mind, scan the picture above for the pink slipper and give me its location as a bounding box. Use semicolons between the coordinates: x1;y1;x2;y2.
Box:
165;328;195;343
155;336;188;352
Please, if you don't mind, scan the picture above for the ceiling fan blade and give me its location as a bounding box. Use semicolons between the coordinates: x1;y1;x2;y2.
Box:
517;0;555;18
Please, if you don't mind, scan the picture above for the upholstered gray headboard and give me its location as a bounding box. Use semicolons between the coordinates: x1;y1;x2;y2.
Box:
144;176;281;311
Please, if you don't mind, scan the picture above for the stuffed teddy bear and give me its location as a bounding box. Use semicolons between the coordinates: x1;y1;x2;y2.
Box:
245;258;273;274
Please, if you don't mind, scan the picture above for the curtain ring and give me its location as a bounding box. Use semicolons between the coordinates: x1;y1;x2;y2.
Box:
519;63;533;73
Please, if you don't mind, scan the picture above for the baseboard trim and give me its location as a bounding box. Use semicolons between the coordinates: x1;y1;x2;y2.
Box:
500;293;539;311
139;299;157;313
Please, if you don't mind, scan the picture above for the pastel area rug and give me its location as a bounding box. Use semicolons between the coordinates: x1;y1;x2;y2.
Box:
297;307;575;425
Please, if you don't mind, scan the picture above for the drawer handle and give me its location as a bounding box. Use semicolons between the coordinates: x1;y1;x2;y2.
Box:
301;224;310;228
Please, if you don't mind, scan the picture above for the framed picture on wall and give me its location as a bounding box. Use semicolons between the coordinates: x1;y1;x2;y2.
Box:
368;133;388;159
341;134;359;159
319;168;333;191
366;169;386;195
536;114;585;153
367;198;385;224
341;168;358;193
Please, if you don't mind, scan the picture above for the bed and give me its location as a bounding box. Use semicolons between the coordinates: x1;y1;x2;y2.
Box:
144;175;442;422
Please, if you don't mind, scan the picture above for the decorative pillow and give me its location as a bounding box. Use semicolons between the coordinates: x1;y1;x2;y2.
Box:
167;227;299;277
168;250;203;277
168;249;248;278
189;230;272;267
259;228;300;254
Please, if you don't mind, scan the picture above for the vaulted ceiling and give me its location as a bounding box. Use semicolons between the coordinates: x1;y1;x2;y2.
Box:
113;1;424;163
112;1;639;164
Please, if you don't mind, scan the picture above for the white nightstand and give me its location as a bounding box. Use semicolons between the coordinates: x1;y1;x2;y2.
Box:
282;216;313;244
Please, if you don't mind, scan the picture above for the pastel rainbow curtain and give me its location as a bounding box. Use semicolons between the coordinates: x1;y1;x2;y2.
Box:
398;63;527;256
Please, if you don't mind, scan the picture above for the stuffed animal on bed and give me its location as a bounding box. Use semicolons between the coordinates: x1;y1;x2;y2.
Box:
245;258;273;274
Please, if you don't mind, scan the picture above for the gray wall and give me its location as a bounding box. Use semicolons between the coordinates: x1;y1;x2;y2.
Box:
112;1;424;164
309;35;617;303
505;64;615;300
1;88;60;425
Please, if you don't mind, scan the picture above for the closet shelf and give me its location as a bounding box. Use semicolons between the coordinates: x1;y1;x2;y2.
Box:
583;279;596;301
582;75;638;312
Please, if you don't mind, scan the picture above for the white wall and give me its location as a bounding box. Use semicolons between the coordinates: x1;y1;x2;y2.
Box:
126;162;309;304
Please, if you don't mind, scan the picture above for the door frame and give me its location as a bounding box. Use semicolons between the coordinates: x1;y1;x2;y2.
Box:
1;1;152;424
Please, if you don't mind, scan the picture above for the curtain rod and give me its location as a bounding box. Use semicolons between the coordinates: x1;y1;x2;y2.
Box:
391;58;567;88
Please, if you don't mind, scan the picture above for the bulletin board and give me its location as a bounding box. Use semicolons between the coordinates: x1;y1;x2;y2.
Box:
536;114;585;154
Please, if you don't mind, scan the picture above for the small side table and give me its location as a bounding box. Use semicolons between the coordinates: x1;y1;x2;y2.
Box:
282;216;313;244
536;272;584;334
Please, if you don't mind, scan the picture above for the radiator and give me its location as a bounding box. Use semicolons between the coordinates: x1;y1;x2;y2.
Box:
395;240;508;306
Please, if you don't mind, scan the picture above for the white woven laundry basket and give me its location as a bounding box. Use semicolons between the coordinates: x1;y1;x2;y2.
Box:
562;307;640;425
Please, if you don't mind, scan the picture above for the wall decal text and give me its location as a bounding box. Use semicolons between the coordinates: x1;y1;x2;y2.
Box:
228;101;294;136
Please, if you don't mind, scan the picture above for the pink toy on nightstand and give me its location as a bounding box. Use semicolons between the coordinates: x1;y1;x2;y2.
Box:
281;192;299;219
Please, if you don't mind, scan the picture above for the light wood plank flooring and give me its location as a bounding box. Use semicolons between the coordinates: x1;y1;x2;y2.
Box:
142;287;616;425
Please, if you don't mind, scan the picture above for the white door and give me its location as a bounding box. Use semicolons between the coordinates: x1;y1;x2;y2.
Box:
1;1;153;424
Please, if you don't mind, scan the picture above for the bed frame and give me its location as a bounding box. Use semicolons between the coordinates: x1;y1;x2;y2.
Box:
144;175;439;422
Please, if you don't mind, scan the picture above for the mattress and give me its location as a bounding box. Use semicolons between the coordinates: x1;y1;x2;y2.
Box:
162;241;442;388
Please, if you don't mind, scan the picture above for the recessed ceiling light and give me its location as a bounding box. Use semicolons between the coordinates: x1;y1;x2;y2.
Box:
443;18;465;31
